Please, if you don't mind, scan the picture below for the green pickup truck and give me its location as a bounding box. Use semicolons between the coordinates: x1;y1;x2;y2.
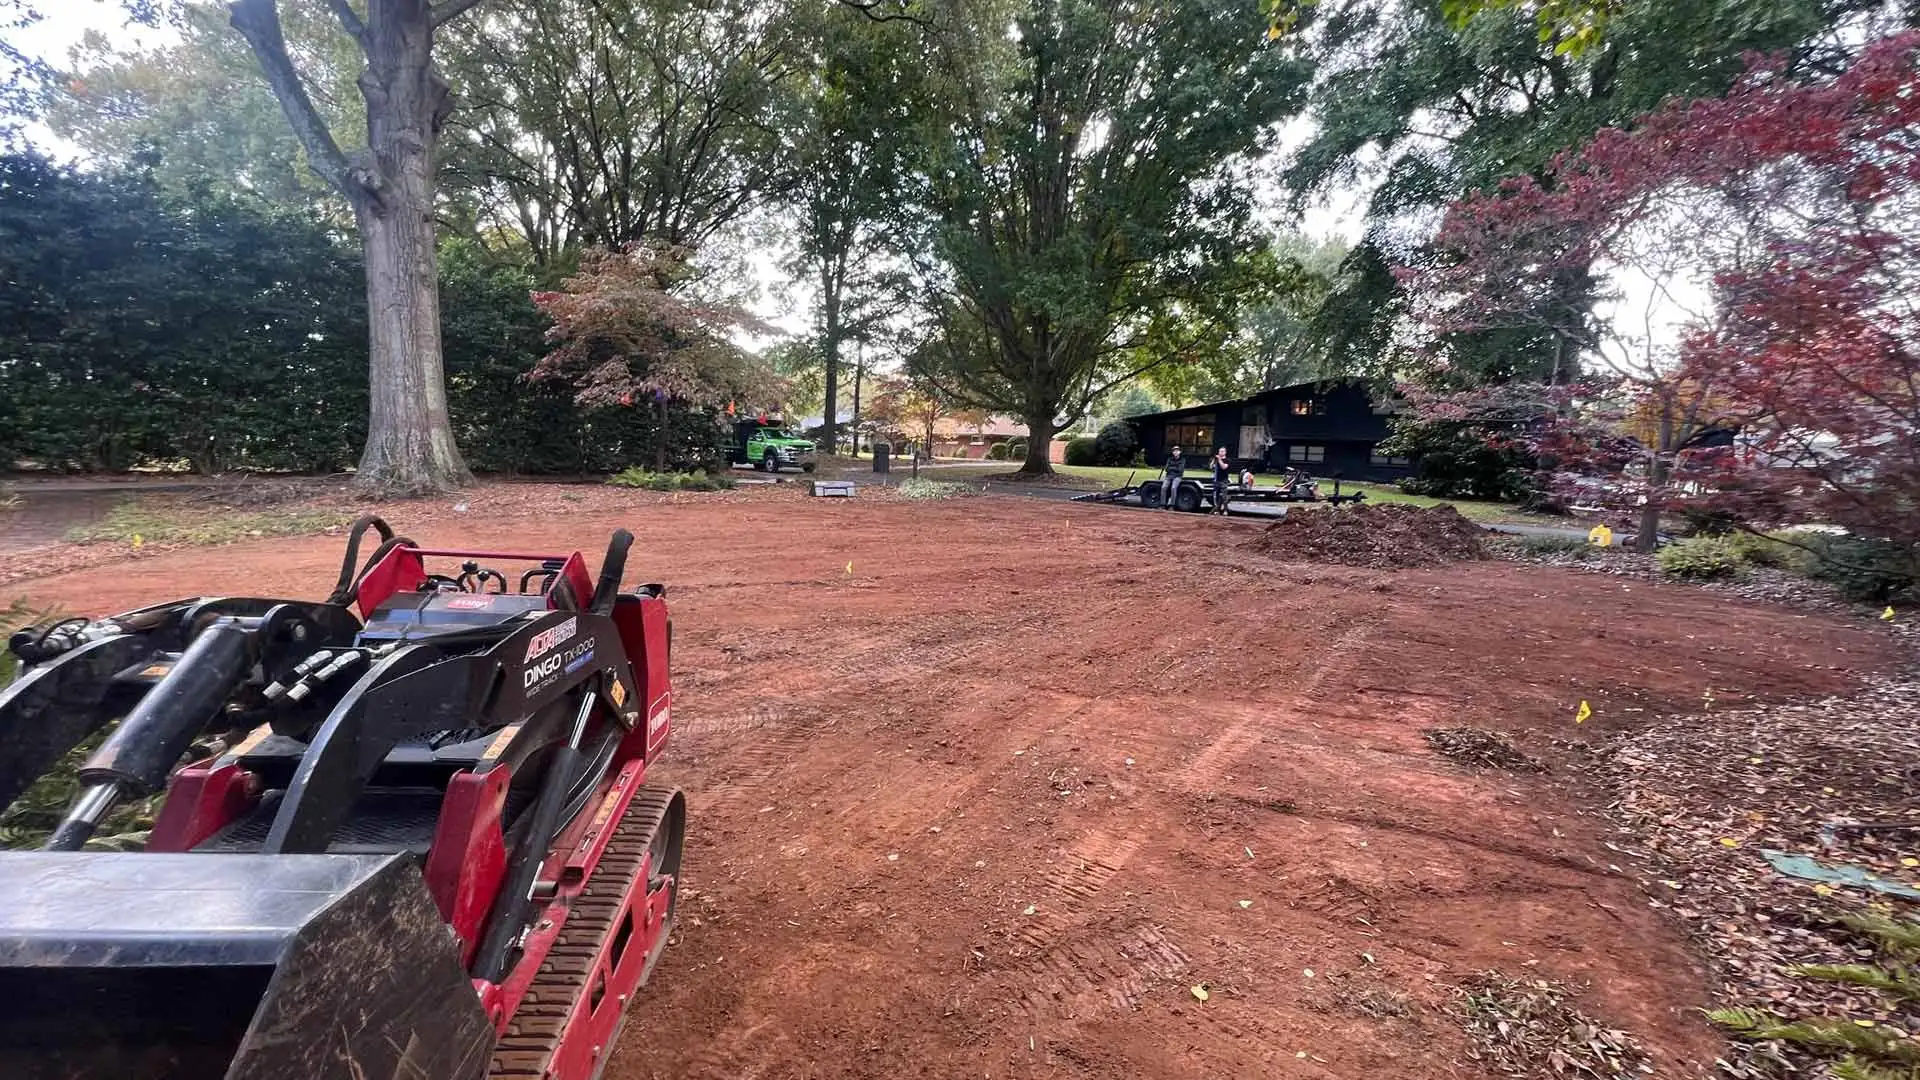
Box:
730;420;818;473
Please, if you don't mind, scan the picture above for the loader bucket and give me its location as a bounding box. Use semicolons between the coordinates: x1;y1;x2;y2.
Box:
0;851;493;1080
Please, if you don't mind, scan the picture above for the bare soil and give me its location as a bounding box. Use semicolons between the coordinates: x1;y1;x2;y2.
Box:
11;486;1905;1080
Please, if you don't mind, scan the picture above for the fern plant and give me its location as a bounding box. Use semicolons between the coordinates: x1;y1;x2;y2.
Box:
1711;914;1920;1079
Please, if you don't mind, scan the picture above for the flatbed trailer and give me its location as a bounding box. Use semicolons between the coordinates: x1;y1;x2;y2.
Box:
1071;471;1367;513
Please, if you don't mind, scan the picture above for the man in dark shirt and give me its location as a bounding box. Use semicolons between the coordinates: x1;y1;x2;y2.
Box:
1160;445;1184;509
1210;447;1232;514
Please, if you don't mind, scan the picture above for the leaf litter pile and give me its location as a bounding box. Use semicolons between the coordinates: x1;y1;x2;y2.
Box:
1248;504;1487;569
1425;727;1544;773
1593;673;1920;1075
1453;972;1653;1077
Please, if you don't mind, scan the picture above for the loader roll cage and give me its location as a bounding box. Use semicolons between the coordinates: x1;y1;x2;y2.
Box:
329;515;612;618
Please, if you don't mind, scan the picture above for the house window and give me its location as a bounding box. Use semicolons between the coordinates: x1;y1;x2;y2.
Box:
1237;422;1269;460
1290;398;1325;416
1370;450;1412;466
970;434;983;445
1288;444;1326;463
1164;420;1215;456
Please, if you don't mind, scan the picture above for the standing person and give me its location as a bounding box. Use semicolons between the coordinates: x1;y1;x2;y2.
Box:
1160;445;1184;510
1210;447;1232;514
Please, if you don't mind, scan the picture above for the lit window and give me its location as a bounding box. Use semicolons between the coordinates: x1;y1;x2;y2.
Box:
1287;445;1326;463
1163;420;1216;455
1290;398;1325;416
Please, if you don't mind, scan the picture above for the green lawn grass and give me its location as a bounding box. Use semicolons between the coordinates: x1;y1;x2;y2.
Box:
68;502;350;545
926;463;1563;526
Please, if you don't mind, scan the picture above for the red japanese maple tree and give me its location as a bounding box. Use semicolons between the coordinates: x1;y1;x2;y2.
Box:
531;243;785;469
1406;32;1920;560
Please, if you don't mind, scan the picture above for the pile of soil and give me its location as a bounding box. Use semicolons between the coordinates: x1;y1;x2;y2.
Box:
1249;503;1488;569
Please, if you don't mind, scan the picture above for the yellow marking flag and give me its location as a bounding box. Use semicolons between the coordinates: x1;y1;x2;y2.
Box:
844;561;854;575
1884;606;1897;621
1574;700;1592;724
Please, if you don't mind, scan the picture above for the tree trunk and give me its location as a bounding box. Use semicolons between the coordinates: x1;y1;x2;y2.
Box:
1020;413;1056;475
354;187;469;493
821;342;840;454
1636;454;1668;554
850;356;864;455
819;287;842;455
654;395;668;471
231;0;473;495
349;4;471;494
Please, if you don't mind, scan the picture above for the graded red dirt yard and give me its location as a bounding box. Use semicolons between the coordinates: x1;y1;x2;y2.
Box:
16;488;1902;1079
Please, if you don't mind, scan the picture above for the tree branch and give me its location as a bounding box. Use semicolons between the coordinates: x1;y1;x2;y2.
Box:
229;0;373;202
431;0;490;28
324;0;366;46
834;0;932;26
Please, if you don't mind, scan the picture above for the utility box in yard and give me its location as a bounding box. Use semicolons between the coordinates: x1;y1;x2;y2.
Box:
810;480;855;498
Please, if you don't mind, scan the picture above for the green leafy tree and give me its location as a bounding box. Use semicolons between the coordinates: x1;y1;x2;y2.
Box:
906;0;1312;475
782;3;922;455
437;0;805;264
46;2;361;206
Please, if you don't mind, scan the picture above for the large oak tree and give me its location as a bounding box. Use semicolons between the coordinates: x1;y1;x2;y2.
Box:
906;0;1311;475
221;0;482;493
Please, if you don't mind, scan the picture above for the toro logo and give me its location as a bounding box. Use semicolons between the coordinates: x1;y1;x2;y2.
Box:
444;595;494;611
524;617;578;663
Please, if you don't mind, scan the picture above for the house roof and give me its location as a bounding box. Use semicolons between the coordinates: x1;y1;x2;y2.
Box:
931;416;1029;439
1123;378;1362;425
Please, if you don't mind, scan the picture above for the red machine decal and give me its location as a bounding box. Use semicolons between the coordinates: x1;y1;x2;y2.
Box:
610;595;671;761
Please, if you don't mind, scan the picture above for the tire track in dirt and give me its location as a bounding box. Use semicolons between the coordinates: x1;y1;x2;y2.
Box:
1004;617;1384;1028
673;609;1063;809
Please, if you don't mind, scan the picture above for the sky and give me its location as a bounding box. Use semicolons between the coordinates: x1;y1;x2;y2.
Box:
6;1;173;155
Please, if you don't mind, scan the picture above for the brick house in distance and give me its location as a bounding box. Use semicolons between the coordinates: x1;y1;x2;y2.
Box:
928;416;1073;462
1128;378;1413;482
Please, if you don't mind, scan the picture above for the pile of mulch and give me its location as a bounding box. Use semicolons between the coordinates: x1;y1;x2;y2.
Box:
1424;727;1544;773
1249;504;1488;569
1452;972;1653;1077
1592;674;1920;1073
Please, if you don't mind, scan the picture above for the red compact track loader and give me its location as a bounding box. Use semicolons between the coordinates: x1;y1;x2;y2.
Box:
0;517;685;1080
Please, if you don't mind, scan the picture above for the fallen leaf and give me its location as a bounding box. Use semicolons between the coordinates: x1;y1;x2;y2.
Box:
1718;838;1739;848
1237;900;1253;909
1902;858;1918;868
1022;904;1036;916
1191;984;1210;1002
886;853;899;862
1303;968;1315;978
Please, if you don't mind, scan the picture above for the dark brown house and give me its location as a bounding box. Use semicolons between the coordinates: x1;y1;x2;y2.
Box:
1129;379;1412;482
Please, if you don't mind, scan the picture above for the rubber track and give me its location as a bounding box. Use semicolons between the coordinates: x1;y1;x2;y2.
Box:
487;784;677;1079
